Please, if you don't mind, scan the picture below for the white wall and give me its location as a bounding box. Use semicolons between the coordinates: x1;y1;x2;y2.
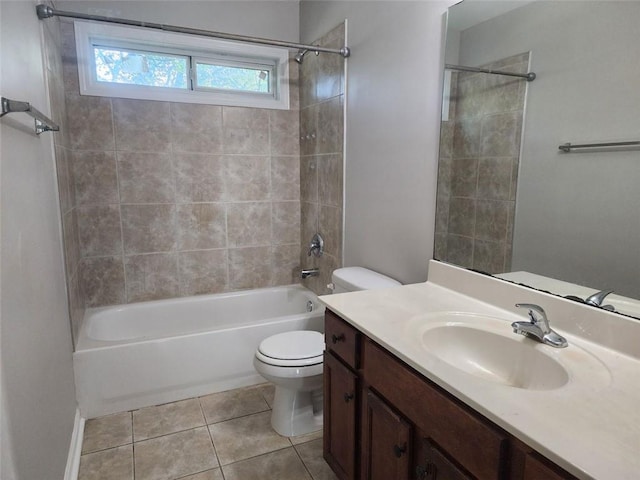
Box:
1;2;77;478
58;0;300;42
300;1;454;285
459;1;640;297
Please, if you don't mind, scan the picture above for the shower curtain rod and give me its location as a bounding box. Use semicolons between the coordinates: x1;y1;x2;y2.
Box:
36;4;351;59
446;63;536;81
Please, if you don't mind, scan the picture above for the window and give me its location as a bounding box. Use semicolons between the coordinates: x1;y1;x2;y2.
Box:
74;21;290;109
93;46;190;89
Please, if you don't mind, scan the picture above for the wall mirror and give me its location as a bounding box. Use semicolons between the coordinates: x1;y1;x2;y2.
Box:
434;0;640;319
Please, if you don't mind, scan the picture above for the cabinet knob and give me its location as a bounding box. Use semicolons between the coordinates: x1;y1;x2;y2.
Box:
331;333;345;344
343;392;354;402
393;443;407;458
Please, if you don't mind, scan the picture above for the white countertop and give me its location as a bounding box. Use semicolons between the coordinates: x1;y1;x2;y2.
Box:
319;261;640;480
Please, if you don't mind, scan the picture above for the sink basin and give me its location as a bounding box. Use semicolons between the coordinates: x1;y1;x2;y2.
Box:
421;324;569;390
405;312;610;391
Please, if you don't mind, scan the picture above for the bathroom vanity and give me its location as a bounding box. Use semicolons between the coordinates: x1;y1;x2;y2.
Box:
323;309;573;480
319;261;640;480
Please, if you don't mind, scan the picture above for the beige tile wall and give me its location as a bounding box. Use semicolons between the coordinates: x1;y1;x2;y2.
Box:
435;53;528;274
299;23;345;295
58;21;302;320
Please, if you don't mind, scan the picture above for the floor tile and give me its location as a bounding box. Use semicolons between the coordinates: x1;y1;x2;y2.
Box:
78;445;133;480
177;468;224;480
134;427;218;480
200;385;270;424
133;398;205;441
82;411;132;454
256;382;276;408
295;439;338;480
222;448;312;480
290;429;323;445
209;411;291;465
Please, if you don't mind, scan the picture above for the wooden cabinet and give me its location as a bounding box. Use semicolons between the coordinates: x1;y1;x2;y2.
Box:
523;453;572;480
324;310;361;480
324;351;358;480
325;309;360;369
363;338;507;480
323;309;579;480
361;390;412;480
415;437;473;480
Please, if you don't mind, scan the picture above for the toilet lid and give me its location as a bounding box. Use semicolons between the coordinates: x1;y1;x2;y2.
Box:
258;331;324;361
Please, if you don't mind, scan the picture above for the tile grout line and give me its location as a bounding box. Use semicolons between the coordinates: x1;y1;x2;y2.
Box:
291;442;315;480
198;396;226;479
218;444;297;470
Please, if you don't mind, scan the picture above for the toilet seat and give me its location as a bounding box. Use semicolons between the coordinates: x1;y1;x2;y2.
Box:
256;331;324;367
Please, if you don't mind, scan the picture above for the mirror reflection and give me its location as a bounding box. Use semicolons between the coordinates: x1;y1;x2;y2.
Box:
435;1;640;318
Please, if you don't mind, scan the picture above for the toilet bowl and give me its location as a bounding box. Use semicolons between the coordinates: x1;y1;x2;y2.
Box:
254;267;401;437
253;330;324;437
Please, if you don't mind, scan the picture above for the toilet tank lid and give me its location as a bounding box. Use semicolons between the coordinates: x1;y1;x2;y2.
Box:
331;267;401;291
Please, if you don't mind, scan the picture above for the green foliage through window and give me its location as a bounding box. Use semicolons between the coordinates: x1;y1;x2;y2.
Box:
195;62;270;93
93;46;274;95
94;46;189;89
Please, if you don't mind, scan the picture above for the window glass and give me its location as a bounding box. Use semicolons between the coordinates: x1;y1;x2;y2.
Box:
94;46;189;89
195;61;271;93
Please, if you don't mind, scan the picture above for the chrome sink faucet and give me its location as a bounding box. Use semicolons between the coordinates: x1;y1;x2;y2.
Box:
565;289;615;311
512;304;568;348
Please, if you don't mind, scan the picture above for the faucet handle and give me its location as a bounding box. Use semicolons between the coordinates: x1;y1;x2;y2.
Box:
585;289;614;307
307;233;324;257
515;303;545;321
515;303;550;332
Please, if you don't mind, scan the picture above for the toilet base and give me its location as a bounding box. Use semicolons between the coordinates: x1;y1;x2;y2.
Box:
270;385;323;437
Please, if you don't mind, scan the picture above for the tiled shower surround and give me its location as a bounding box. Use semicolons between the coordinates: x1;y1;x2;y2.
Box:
52;20;345;342
435;53;529;274
299;24;345;295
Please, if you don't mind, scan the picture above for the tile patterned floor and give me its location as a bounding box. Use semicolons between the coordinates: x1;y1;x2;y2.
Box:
78;384;337;480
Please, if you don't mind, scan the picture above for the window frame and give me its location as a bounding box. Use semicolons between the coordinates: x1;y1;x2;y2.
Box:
74;20;290;110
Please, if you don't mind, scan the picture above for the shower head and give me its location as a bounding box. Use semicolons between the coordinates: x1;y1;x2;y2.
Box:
294;49;309;64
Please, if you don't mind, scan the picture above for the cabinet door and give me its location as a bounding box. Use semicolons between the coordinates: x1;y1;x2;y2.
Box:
415;437;473;480
361;390;412;480
324;351;358;480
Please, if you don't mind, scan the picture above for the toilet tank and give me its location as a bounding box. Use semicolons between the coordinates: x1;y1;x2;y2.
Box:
331;267;401;294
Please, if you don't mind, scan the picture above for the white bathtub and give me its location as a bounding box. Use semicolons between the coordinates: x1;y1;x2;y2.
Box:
73;285;325;418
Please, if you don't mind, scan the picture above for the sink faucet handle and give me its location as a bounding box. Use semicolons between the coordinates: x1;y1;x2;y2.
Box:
585;289;614;307
515;303;550;333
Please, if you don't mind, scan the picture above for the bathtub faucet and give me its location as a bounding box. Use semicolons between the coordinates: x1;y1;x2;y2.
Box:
301;268;319;279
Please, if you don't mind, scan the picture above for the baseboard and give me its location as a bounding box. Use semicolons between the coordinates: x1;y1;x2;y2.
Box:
64;408;85;480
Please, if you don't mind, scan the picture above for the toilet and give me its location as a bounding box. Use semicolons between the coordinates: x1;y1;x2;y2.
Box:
253;267;401;436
